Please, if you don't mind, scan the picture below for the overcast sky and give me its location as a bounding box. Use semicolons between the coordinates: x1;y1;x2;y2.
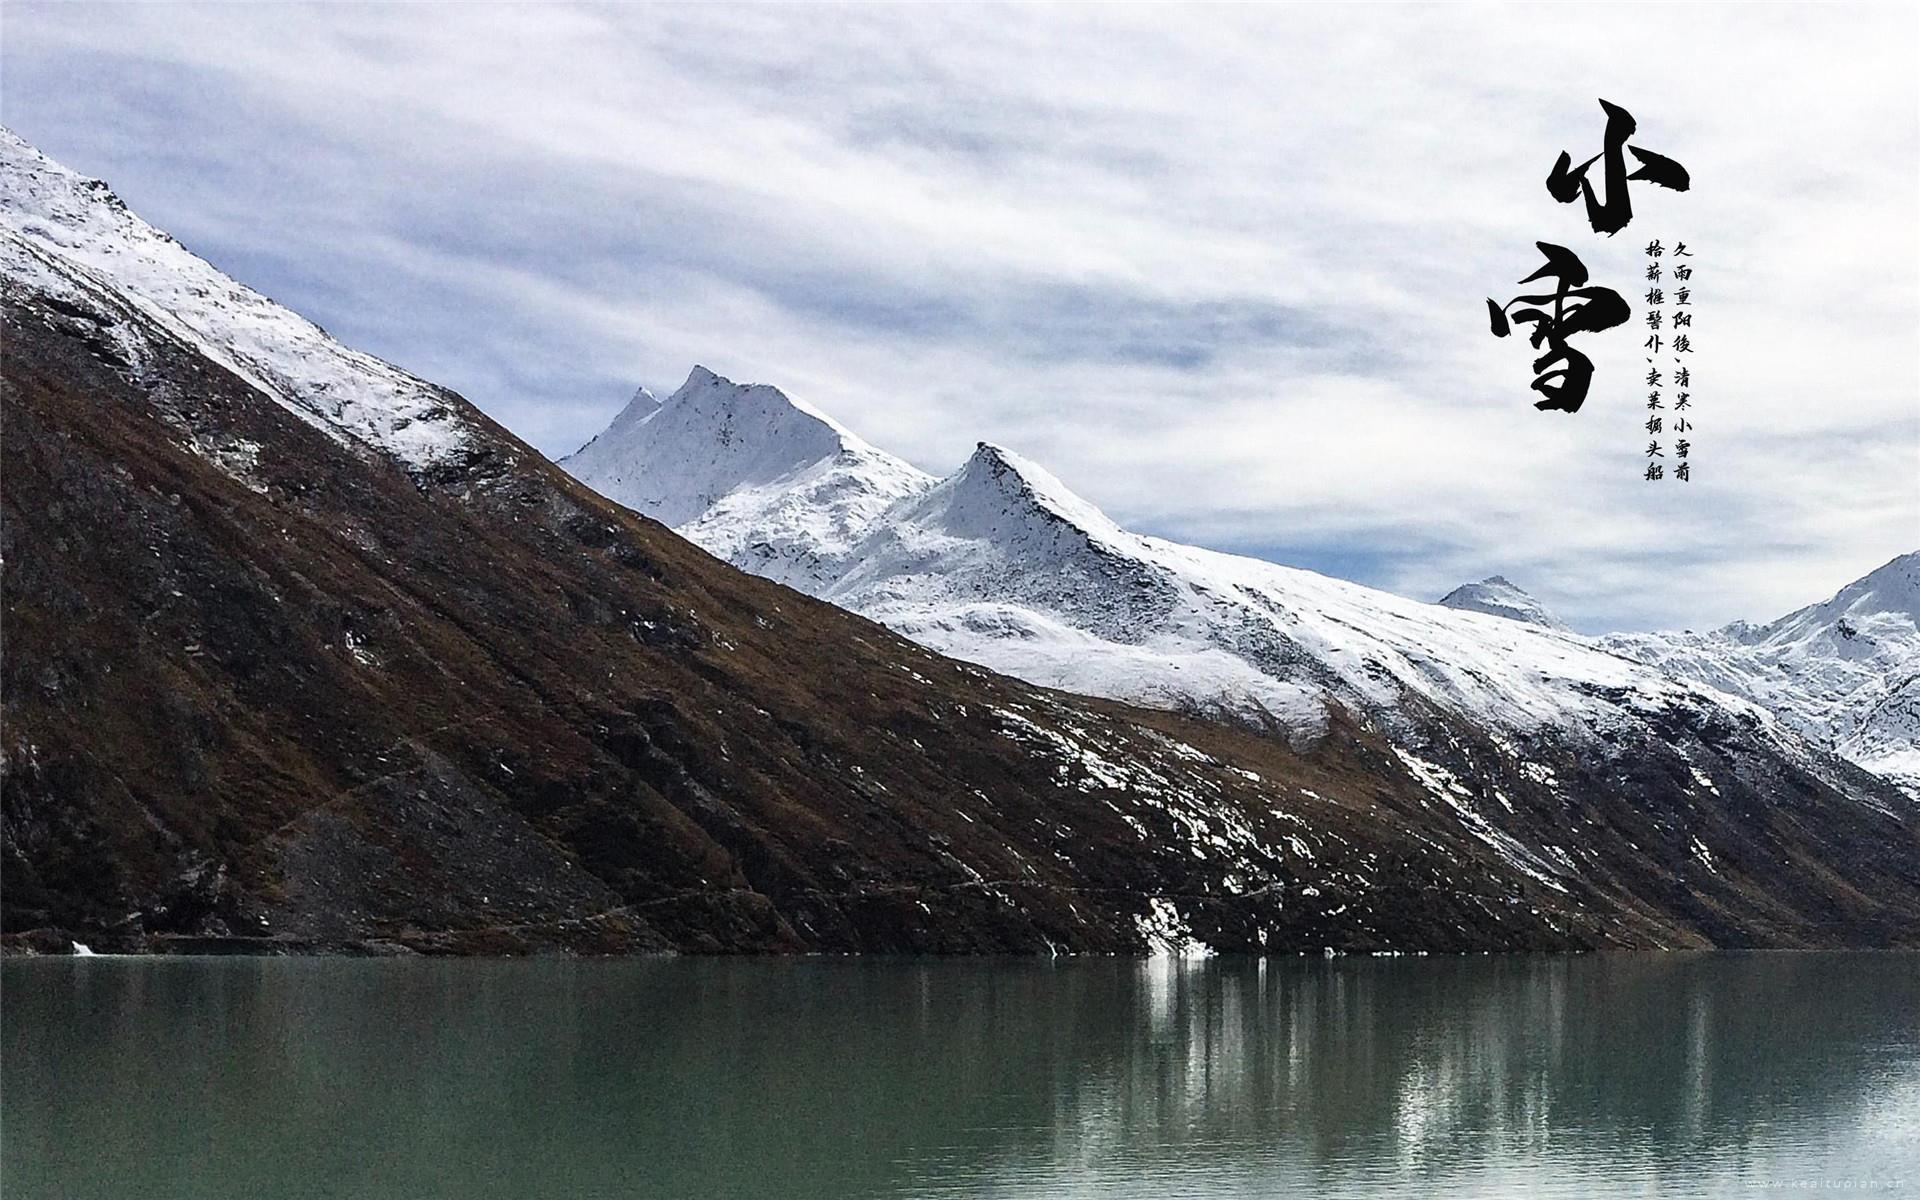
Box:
4;2;1915;632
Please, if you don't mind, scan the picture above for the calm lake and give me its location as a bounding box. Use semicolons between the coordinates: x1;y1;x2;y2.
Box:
4;953;1917;1198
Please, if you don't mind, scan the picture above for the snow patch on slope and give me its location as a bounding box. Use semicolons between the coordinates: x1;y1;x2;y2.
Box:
1137;897;1212;958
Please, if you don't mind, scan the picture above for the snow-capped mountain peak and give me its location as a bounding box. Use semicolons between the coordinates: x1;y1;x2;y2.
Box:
565;367;935;588
0;127;475;472
664;364;863;452
565;366;891;525
826;438;1164;618
1438;576;1570;631
914;441;1133;549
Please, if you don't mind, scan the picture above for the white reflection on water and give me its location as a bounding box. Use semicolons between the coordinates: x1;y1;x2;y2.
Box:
3;952;1917;1200
889;954;1920;1200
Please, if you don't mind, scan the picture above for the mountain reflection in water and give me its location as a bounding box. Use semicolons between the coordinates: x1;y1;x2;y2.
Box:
4;953;1916;1199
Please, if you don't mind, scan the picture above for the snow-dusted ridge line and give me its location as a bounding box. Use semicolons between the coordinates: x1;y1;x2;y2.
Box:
0;127;474;471
561;366;1853;763
1603;551;1920;794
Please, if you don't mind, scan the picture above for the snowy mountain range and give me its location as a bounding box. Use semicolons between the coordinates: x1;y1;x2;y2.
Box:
9;123;1920;956
565;368;1919;795
1436;567;1920;795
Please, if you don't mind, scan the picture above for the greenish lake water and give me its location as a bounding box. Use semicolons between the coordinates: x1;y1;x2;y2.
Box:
4;953;1916;1198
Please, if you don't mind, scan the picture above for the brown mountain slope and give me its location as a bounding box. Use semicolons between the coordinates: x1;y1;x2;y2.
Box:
4;273;1920;954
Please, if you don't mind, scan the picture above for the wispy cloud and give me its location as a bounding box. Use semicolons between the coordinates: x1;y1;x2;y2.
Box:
4;1;1914;630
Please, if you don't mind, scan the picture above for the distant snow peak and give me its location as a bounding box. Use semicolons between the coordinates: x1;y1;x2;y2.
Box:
1437;576;1570;631
667;365;862;450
